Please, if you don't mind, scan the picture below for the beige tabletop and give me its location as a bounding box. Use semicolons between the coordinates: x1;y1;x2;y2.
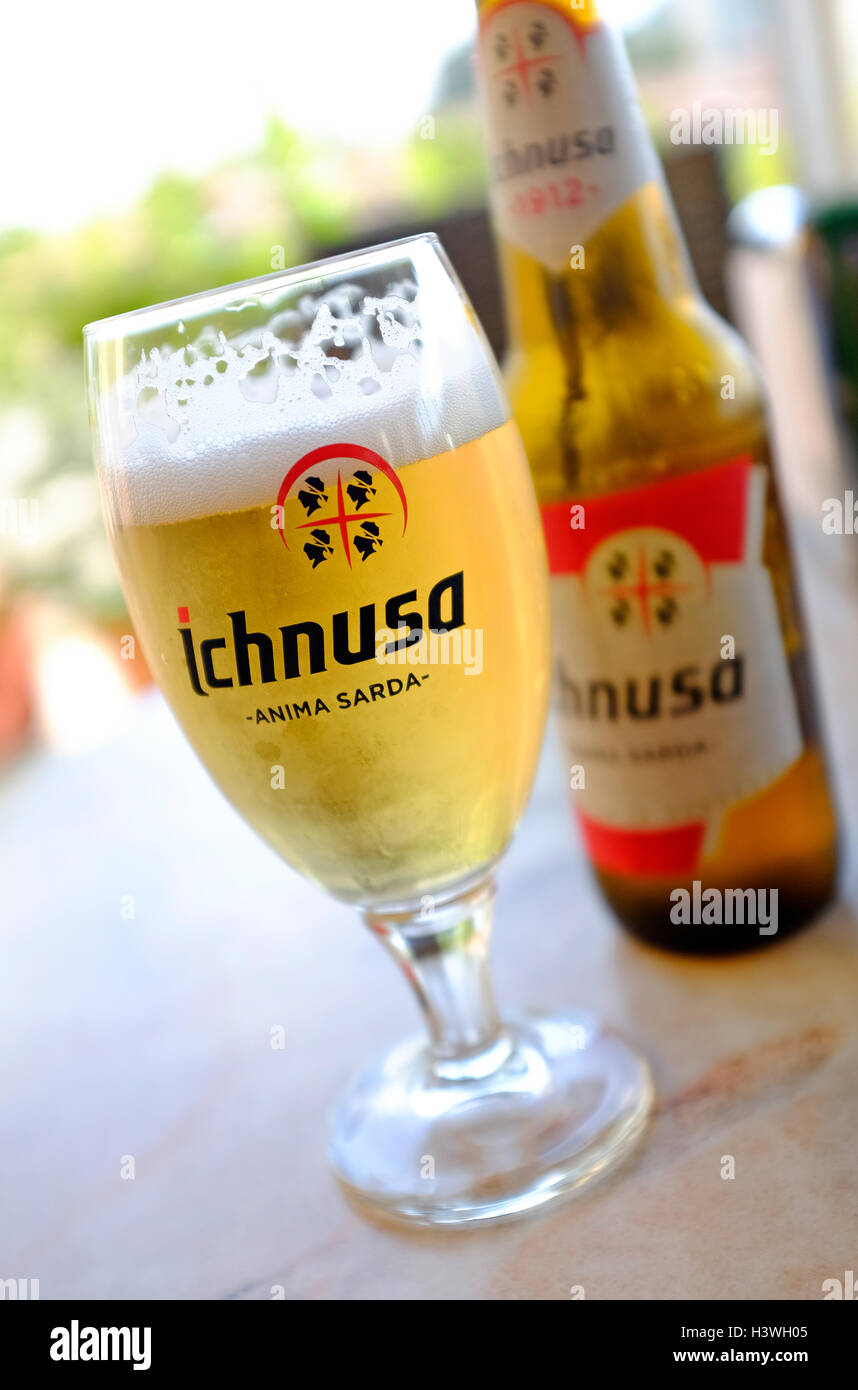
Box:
2;501;858;1301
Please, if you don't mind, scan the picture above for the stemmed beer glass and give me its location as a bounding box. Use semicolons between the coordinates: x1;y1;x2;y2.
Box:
86;235;651;1225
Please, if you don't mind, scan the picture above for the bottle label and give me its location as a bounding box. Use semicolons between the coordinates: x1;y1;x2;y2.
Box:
542;459;803;876
477;1;659;271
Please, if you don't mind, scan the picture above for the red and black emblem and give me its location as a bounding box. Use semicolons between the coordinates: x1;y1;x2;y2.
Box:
275;443;408;571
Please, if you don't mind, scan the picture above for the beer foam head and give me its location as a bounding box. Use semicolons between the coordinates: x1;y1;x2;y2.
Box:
93;240;509;527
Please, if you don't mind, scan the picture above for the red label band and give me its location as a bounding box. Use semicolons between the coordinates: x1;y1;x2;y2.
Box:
541;456;754;575
577;812;706;877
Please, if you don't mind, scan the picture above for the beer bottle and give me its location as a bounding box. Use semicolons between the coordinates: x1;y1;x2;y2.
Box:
475;0;837;951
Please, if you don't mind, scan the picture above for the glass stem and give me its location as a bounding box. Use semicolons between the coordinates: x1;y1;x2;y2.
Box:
364;875;510;1081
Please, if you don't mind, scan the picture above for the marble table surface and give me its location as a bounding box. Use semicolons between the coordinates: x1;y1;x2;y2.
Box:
2;511;857;1301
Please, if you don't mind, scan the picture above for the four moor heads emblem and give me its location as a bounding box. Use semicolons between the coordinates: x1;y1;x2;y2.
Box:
275;443;408;572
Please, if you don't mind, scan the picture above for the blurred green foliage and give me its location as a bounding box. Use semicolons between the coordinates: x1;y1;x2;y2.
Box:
0;102;487;615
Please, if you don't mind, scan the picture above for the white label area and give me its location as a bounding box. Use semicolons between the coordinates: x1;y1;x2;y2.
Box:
550;467;802;844
477;3;658;270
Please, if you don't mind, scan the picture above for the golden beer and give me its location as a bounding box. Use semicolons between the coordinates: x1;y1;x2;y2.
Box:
112;419;549;903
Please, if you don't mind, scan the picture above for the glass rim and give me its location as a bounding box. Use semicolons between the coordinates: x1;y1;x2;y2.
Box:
82;231;441;342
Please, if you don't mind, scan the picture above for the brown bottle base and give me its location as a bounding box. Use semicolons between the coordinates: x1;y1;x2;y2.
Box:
595;856;839;956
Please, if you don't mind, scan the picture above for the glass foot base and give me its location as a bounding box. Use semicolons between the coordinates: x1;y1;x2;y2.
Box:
329;1011;653;1228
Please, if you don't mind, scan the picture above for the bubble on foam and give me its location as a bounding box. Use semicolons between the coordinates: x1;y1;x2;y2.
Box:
104;269;507;527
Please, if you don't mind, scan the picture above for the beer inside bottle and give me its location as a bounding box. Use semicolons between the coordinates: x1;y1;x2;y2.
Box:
477;0;837;951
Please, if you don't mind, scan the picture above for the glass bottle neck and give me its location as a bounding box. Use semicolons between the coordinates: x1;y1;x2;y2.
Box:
499;182;699;349
478;0;602;23
477;0;699;345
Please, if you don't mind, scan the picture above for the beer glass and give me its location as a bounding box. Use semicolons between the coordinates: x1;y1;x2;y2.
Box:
85;236;652;1226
